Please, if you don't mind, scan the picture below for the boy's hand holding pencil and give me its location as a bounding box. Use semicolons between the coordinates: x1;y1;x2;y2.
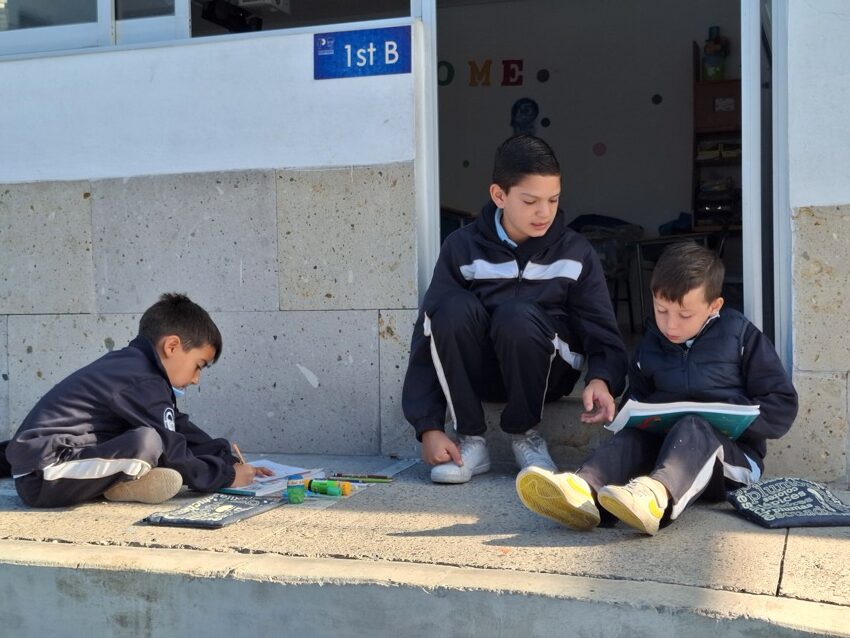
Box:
229;443;275;487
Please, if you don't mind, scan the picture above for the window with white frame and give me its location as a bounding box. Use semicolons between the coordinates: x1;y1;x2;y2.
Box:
0;0;411;57
0;0;109;55
191;1;409;37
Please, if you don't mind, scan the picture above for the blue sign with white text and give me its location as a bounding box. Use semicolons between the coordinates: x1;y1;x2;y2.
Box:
314;26;411;80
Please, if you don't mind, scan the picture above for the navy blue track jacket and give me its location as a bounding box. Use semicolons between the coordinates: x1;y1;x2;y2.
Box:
403;202;629;438
6;336;237;491
629;309;798;466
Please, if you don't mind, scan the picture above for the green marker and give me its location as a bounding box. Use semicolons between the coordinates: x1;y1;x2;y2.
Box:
287;474;305;504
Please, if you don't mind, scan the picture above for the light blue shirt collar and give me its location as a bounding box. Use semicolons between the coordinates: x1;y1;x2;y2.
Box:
684;313;721;348
494;208;518;248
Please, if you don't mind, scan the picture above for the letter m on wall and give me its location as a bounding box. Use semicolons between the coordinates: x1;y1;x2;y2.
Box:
468;59;493;86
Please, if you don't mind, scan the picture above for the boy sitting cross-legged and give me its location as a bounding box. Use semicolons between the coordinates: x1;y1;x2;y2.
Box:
2;293;271;507
516;242;798;534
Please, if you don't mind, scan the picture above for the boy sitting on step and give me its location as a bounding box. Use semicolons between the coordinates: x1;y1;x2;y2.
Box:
516;242;798;534
402;134;628;484
2;293;271;507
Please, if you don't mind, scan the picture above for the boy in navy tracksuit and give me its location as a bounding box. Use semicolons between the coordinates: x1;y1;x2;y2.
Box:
403;134;628;483
0;293;271;507
516;242;798;534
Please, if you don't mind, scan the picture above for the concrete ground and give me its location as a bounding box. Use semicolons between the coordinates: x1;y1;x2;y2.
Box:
1;453;848;637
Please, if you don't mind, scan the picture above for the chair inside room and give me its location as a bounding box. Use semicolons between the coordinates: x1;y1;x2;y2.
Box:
715;231;744;311
578;222;644;334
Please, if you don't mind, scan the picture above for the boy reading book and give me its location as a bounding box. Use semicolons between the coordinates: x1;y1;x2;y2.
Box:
516;242;798;535
1;293;271;507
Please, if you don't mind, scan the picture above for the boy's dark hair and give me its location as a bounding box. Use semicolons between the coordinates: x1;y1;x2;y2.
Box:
492;134;560;192
139;293;223;363
651;242;725;304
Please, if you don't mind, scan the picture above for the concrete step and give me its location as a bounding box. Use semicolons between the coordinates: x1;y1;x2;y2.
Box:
1;541;846;638
2;455;848;638
482;396;611;469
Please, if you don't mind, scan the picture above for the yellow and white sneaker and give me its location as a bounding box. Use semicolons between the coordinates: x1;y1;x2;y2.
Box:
516;467;600;531
597;476;669;535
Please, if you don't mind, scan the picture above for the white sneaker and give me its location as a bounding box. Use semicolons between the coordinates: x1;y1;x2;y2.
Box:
430;435;491;484
511;429;557;471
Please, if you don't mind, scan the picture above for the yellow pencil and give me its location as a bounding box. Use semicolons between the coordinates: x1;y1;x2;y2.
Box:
231;442;246;464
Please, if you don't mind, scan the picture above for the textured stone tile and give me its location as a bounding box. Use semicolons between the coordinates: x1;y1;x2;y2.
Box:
0;181;94;313
379;309;419;458
242;464;786;596
0;316;8;439
768;372;847;482
277;163;417;311
792;205;850;371
91;171;278;313
782;515;850;606
181;311;380;455
0;455;403;548
7;314;140;429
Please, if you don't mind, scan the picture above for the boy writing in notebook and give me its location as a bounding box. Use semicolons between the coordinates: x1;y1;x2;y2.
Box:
402;134;628;483
2;293;270;507
516;242;798;534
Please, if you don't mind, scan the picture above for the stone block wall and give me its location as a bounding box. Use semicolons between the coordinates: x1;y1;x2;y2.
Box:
770;204;850;485
4;176;846;483
0;164;420;457
0;316;7;440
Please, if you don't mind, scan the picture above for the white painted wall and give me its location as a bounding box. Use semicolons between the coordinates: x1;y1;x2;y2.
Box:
0;30;415;182
437;0;740;235
787;0;850;208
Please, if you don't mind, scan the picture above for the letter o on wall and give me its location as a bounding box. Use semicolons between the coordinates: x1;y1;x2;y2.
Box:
438;61;455;86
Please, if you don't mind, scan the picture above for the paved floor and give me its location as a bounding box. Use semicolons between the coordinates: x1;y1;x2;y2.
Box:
1;454;848;636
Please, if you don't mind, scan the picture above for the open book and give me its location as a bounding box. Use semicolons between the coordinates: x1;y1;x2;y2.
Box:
218;459;325;497
605;399;760;441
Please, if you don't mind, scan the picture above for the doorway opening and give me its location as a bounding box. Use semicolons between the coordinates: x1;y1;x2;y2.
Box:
434;0;771;342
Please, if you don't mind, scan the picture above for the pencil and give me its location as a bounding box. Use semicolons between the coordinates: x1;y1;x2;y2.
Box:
329;473;391;480
330;476;392;483
231;442;246;464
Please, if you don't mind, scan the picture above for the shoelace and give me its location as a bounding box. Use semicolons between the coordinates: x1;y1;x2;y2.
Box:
624;479;655;501
514;431;547;457
459;437;485;459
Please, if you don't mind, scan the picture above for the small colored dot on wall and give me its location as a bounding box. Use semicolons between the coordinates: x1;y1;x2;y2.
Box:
537;69;550;83
541;117;551;127
593;142;607;157
462;160;470;167
652;94;663;105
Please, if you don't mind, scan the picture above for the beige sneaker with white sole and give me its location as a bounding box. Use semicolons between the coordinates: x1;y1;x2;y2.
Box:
597;476;669;535
104;467;183;504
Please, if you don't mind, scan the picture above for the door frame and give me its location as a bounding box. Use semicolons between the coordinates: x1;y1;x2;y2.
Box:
412;0;441;299
416;0;790;364
741;0;764;329
768;0;792;369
